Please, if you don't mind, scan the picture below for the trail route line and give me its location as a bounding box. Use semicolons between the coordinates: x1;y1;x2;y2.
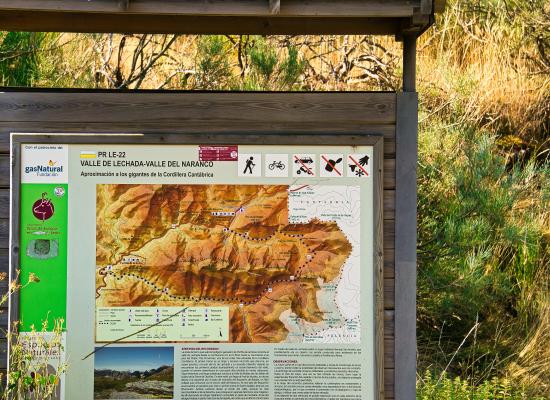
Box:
96;184;361;344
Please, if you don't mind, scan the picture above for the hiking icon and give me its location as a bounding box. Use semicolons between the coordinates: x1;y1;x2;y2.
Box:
243;156;256;174
238;153;262;177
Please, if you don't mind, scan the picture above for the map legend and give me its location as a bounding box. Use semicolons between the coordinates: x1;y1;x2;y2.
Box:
96;307;229;342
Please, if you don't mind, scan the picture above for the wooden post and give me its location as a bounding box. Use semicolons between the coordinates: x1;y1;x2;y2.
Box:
395;33;418;400
403;34;417;93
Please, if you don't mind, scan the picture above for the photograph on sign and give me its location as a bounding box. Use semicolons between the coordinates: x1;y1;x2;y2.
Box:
12;135;380;400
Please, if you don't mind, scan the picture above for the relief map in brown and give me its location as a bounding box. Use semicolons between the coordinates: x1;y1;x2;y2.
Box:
96;184;352;343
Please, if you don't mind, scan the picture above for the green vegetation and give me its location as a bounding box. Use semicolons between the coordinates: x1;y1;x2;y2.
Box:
1;0;548;398
418;371;547;400
415;1;549;396
0;272;65;399
0;32;46;86
194;35;305;90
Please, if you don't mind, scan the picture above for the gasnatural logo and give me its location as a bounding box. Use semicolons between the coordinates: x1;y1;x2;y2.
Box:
25;160;64;176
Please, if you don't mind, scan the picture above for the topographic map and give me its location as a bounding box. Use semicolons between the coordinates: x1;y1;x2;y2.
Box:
96;184;361;343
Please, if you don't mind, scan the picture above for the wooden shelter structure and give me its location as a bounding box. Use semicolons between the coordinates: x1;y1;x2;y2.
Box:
0;1;445;399
0;1;444;35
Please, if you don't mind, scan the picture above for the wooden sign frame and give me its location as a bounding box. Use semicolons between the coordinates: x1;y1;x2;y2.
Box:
0;90;414;399
11;130;384;398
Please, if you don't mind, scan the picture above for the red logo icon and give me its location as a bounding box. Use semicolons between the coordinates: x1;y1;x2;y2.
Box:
32;192;55;221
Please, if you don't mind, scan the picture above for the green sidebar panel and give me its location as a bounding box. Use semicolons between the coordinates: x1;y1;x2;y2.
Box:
19;183;68;332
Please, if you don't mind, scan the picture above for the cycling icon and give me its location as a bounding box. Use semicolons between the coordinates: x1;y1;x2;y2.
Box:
265;154;289;178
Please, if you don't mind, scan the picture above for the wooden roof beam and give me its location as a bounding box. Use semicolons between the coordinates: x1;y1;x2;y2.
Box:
0;0;446;36
0;0;422;17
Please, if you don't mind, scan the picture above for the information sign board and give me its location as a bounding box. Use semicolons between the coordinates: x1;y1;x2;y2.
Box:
11;133;383;400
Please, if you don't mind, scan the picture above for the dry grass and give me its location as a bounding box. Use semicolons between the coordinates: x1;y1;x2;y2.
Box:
417;1;549;144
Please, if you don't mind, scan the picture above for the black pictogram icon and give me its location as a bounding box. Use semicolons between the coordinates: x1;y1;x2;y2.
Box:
348;154;370;177
294;157;313;164
324;157;342;173
358;155;370;166
349;164;366;177
269;161;286;170
294;156;314;175
243;156;256;174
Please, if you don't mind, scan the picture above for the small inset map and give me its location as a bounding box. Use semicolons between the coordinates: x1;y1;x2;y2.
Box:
96;184;360;343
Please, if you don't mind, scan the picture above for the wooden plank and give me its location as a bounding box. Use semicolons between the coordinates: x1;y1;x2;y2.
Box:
384;248;395;279
0;92;396;126
0;0;422;17
1;124;394;138
385;338;395;369
384;159;396;189
0;247;8;304
0;310;7;329
0;12;402;35
384;368;394;399
384;137;396;157
0;219;7;240
7;136;20;357
0;133;393;160
0;340;6;369
384;310;394;338
384;278;394;310
384;190;395;220
0;154;9;188
0;189;8;212
395;92;418;400
383;220;395;250
0;133;8;154
374;138;384;400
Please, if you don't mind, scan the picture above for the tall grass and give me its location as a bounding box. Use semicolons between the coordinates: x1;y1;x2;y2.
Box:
0;32;47;86
417;371;547;400
418;0;549;144
414;3;549;395
417;108;549;397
